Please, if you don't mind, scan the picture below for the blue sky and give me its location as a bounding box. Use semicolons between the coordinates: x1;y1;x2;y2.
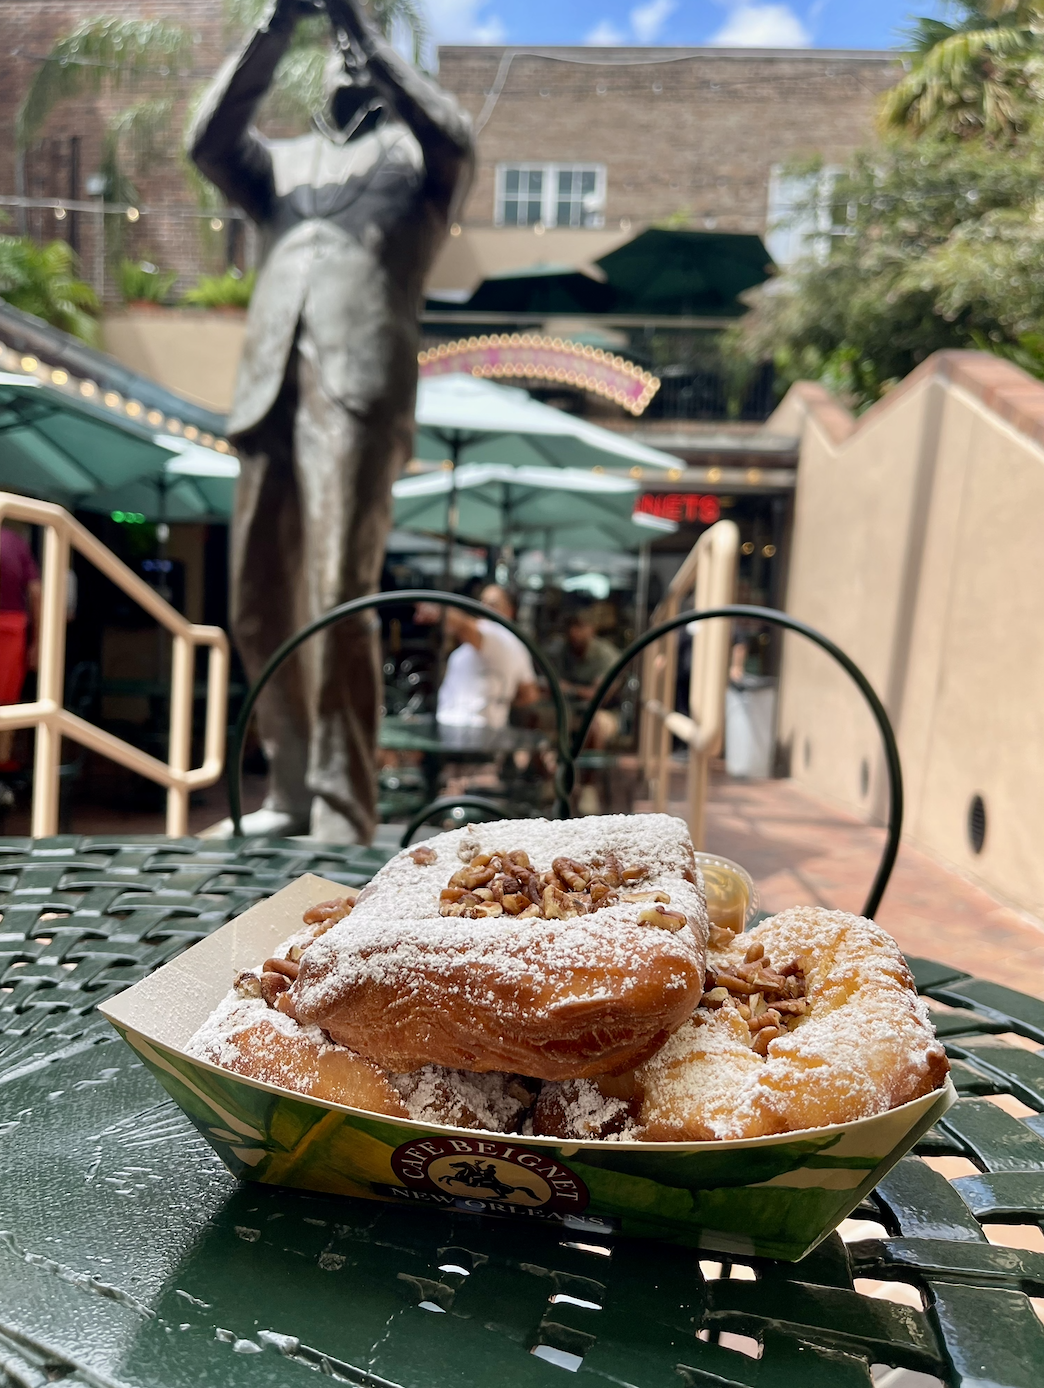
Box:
427;0;950;49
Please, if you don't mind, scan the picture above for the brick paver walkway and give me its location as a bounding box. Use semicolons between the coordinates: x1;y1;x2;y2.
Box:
691;776;1044;1000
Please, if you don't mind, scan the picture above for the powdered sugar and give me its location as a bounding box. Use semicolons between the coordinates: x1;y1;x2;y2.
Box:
392;1067;532;1134
293;815;709;1018
187;985;332;1069
639;906;948;1140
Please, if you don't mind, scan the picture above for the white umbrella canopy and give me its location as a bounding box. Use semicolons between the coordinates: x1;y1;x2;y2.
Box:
414;373;679;472
392;462;676;551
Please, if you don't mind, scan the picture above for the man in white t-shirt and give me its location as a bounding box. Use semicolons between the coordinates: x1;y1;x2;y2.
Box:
416;585;538;728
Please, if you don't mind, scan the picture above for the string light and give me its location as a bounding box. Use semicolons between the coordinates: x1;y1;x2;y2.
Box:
126;206;140;223
0;344;236;455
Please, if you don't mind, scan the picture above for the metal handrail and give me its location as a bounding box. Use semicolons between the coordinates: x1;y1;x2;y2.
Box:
637;519;739;846
0;492;229;837
230;590;904;919
226;590;575;834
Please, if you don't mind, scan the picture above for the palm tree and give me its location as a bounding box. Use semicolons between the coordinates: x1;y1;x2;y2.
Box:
19;4;431;197
15;4;431;302
0;234;99;342
882;1;1044;137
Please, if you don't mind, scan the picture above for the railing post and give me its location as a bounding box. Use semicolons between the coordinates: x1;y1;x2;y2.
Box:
31;522;70;838
653;597;678;814
167;633;193;838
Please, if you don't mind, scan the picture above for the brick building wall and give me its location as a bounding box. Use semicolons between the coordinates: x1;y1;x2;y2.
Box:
1;0;229;293
436;46;899;237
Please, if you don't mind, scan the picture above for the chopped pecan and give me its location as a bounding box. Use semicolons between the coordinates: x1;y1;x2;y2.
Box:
749;1008;783;1033
501;892;531;915
744;940;765;964
713;972;756;995
263;957;299;981
410;845;438;866
302;897;353;927
259;971;291;1007
464;901;503;918
542;883;580;919
553;857;590;891
638;905;687;932
622;889;671;904
752;1025;782;1056
233;970;262;999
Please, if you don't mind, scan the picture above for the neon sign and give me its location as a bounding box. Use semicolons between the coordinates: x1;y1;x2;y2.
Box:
636;493;721;524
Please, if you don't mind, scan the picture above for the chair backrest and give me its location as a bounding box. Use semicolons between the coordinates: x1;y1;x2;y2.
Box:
0;492;229;837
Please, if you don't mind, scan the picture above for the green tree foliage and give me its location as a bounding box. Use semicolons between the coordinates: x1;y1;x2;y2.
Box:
727;128;1044;410
117;259;178;304
882;1;1044;137
16;19;194;152
181;268;257;309
0;234;99;342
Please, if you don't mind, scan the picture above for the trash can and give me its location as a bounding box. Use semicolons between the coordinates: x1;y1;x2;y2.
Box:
725;676;777;779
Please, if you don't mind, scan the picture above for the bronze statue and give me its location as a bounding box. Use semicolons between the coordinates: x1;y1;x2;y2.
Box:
190;0;473;843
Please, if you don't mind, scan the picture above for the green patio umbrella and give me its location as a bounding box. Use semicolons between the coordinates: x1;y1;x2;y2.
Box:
0;373;232;521
596;228;774;317
413;373;680;583
430;262;613;316
414;373;679;472
392;462;676;553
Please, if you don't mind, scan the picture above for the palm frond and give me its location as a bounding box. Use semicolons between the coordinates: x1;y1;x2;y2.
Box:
16;18;193;149
882;23;1038;134
0;233;99;343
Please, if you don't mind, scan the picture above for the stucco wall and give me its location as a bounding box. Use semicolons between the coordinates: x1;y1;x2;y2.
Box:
101;310;245;413
777;353;1044;917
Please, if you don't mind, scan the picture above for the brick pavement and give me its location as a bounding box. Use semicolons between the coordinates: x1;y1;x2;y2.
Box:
690;775;1044;1001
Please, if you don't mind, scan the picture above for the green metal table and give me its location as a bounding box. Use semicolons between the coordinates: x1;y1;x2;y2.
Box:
1;836;1043;1388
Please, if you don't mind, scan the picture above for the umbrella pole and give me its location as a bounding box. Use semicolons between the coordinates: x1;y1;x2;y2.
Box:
441;436;461;593
635;539;652;635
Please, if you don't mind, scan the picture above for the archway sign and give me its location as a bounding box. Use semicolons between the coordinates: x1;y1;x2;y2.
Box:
418;334;660;417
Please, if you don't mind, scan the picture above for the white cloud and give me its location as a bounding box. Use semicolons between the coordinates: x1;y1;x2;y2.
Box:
585;18;627;44
710;4;811;47
631;0;677;43
426;0;506;44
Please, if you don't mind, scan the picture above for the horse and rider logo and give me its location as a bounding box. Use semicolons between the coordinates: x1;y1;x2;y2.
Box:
390;1135;589;1214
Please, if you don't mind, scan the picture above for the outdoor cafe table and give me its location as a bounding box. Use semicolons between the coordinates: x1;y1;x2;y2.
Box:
1;835;1043;1388
379;714;551;806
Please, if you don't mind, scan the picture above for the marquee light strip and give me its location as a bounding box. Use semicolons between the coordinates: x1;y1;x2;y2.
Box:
418;333;661;416
0;343;235;454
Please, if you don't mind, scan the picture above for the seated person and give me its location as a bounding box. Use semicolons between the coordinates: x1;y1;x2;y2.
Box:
416;585;538;729
546;608;621;750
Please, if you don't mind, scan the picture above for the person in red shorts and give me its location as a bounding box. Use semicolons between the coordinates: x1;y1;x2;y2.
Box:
0;524;40;773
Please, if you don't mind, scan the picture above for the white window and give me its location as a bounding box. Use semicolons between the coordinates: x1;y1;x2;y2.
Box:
495;163;606;229
765;165;841;268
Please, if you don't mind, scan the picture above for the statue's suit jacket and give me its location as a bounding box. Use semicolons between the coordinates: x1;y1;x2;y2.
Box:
189;4;473;438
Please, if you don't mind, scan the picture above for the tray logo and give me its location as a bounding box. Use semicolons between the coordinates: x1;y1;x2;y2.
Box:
390;1136;589;1213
